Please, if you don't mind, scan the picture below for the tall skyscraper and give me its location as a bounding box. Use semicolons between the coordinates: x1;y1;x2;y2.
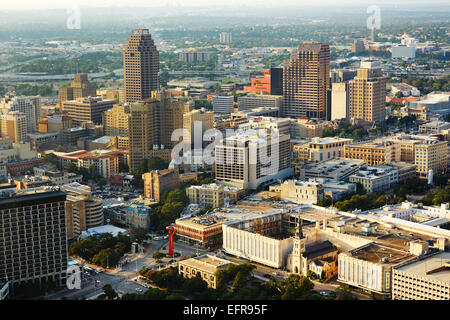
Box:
58;73;97;105
103;104;131;137
347;60;386;123
128;92;184;171
282;42;330;120
0;111;27;142
0;188;68;291
0;94;40;133
183;108;214;148
123;29;160;103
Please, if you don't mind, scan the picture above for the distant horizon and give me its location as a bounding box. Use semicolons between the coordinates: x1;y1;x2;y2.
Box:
1;0;450;11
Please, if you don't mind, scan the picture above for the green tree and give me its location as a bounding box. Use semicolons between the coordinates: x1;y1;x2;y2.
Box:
183;273;208;295
102;284;118;300
152;251;165;260
336;285;353;300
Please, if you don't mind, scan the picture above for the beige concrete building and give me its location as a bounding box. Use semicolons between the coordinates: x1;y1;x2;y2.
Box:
344;141;395;166
142;168;180;202
392;251;450;300
178;255;232;289
128;92;184;171
0;94;40;133
290;118;324;139
269;179;325;204
61;97;115;125
283;42;330;120
186;183;225;208
331;82;348;120
123;29;159;103
65;195;86;239
0;111;26;143
58;73;97;105
103;104;130;137
237;94;283;111
183;108;214;147
419;121;450;134
215;129;292;189
415;139;448;178
46;113;73;135
348;60;386;123
293;137;353;162
222;212;294;268
63;183;104;239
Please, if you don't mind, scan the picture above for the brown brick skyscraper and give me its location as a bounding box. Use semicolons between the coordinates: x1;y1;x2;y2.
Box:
123;29;160;103
282;42;330;120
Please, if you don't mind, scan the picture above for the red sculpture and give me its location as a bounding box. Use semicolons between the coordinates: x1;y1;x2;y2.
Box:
166;226;177;257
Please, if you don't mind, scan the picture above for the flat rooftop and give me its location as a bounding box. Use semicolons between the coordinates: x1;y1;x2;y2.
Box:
341;218;434;251
395;251;450;283
350;243;414;265
180;255;231;273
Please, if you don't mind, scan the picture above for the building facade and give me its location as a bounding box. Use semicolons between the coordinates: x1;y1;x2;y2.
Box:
347;60;386;123
61;97;114;125
283;42;330;120
123;29;160;103
142;169;180;202
0;189;68;290
58;73;96;105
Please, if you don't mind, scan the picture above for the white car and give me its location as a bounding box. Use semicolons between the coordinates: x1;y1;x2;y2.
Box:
135;288;143;293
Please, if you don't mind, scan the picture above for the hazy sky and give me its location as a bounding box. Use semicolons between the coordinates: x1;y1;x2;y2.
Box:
1;0;448;11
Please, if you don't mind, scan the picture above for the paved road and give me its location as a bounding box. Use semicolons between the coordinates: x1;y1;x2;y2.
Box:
44;240;211;300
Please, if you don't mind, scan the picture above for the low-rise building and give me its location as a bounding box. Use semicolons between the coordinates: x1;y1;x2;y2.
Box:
186;183;225;208
125;204;150;230
392;251;450;300
349;165;398;193
298;158;365;181
307;178;357;201
269;179;325;204
419;121;450;134
178;255;232;289
176;214;228;248
293;137;353;162
344;141;395;166
142;169;180;202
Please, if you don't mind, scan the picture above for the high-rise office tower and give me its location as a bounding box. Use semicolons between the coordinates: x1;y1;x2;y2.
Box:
128;92;184;171
58;74;97;105
351;39;365;54
347;60;386;123
331;82;349;120
0;188;68;291
282;42;330;120
219;32;232;44
0;111;27;142
103;104;131;137
123;29;160;103
61;97;115;125
0;94;40;133
270;67;283;95
183;108;214;148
